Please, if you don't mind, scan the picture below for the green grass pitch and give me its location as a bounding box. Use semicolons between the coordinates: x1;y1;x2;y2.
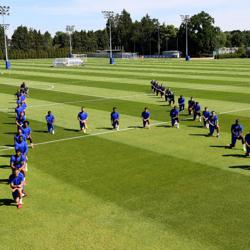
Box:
0;58;250;249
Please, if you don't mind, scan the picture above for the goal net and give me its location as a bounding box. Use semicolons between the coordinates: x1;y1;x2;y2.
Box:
53;58;84;67
72;54;87;62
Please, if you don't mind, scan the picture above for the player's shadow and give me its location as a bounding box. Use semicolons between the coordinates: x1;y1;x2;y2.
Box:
0;199;15;207
33;130;48;133
4;132;16;135
0;178;9;184
0;154;12;158
3;122;16;125
210;145;227;148
156;124;172;128
63;128;79;132
222;154;246;158
127;125;141;129
229;165;250;170
189;133;208;137
96;127;113;130
0;165;10;169
187;125;204;128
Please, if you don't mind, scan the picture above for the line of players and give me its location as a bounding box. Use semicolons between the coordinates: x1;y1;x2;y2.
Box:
8;83;34;209
6;80;250;209
150;80;250;155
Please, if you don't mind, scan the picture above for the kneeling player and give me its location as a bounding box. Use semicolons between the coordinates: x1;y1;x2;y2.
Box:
9;169;25;209
188;97;195;115
202;107;210;128
208;111;220;137
111;107;120;130
10;150;26;174
193;102;202;122
229;119;245;150
170;106;180;128
141;107;150;128
178;95;185;111
22;121;34;148
45;111;55;134
77;107;88;133
245;133;250;157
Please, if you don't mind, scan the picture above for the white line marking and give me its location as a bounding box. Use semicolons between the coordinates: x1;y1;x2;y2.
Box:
1;105;250;153
0;121;167;153
219;107;250;115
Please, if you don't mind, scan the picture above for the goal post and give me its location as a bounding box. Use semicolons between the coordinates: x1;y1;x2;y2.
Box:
53;58;84;67
72;54;87;62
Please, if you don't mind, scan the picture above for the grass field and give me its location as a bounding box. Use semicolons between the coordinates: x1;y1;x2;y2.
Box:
1;58;250;250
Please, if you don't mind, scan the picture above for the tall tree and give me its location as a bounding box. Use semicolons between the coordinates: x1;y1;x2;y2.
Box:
53;31;69;49
178;11;220;56
11;26;30;50
116;9;133;51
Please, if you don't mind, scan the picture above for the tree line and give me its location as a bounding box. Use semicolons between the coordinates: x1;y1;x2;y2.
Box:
0;10;250;59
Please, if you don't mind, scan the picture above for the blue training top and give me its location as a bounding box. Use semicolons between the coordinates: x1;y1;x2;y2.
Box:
10;154;26;169
178;97;185;105
78;112;88;121
231;124;243;137
111;112;119;120
170;109;179;118
141;111;150;119
46;114;55;124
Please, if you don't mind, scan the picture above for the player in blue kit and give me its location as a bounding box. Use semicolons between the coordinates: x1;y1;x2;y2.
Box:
45;111;55;134
10;150;26;173
9;169;24;209
15;136;28;156
229;119;245;150
22;121;34;148
141;107;150;128
188;97;195;115
202;107;210;128
14;129;27;144
193;102;202;122
208;111;220;137
178;95;185;111
170;106;180;128
78;107;88;133
245;133;250;157
16;111;26;129
15;103;24;118
21;101;27;112
111;107;120;130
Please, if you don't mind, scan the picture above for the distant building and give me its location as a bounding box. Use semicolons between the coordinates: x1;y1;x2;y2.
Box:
216;47;239;55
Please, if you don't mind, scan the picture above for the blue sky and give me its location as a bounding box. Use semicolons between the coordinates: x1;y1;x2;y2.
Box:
2;0;250;36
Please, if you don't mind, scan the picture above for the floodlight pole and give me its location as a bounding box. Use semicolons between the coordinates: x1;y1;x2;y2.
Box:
0;6;10;69
66;25;75;57
180;15;190;61
157;25;160;55
102;10;114;64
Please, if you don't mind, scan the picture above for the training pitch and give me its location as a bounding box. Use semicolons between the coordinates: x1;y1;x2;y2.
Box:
0;58;250;249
